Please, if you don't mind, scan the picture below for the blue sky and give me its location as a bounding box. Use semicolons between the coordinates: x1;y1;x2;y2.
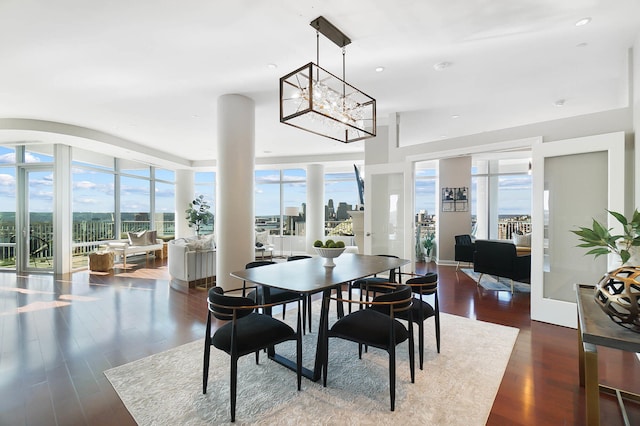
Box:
1;146;530;217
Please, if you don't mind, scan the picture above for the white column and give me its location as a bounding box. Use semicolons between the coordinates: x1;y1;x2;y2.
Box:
175;169;195;239
216;94;255;291
54;144;72;274
306;164;324;252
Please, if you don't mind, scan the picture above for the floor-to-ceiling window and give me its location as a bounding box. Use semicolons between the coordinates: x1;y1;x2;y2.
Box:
194;171;215;236
0;146;17;270
415;160;437;259
154;168;176;239
324;169;359;236
472;155;532;240
70;149;176;270
72;149;116;268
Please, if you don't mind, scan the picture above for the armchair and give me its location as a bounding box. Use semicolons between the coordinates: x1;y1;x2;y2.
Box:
454;234;475;270
473;239;531;293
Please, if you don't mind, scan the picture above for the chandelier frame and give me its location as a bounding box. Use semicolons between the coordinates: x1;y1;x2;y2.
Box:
279;16;377;143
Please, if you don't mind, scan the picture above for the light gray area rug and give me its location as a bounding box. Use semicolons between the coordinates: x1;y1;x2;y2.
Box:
461;268;531;293
105;301;519;425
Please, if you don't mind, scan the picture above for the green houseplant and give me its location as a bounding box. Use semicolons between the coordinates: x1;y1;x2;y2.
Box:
423;231;435;261
185;195;214;237
571;209;640;266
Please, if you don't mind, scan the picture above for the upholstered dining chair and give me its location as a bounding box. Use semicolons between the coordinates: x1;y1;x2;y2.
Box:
348;254;402;313
321;284;415;411
203;286;302;423
244;261;302;321
286;255;314;332
393;272;440;369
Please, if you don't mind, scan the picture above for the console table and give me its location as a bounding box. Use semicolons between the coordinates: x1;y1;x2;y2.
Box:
576;284;640;425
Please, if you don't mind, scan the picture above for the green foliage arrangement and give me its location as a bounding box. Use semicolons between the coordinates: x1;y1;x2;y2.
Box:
185;195;214;236
571;209;640;265
423;231;435;257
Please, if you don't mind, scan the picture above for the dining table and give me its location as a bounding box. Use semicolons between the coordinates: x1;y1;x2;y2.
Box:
230;253;410;381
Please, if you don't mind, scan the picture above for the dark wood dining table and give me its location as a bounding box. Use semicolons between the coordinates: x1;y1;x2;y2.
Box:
230;253;410;381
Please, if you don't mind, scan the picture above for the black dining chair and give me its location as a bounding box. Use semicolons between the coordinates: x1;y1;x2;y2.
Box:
286;255;314;332
244;261;302;321
394;272;440;369
203;286;302;423
348;254;401;313
321;284;415;411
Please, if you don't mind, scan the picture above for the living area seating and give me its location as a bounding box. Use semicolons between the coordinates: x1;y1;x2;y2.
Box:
473;239;531;293
105;230;164;269
454;234;475;270
168;235;216;292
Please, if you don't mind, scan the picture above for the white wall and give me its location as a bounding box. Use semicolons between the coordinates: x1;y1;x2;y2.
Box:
437;157;472;262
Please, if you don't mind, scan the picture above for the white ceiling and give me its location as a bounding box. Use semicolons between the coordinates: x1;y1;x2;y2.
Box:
1;0;639;167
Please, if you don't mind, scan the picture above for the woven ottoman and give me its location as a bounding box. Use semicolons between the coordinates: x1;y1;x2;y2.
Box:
89;251;114;272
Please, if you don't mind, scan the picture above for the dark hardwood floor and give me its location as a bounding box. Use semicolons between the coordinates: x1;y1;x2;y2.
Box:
1;257;639;425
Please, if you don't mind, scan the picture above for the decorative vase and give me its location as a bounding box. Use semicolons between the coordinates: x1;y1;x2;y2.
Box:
314;247;346;267
594;266;640;332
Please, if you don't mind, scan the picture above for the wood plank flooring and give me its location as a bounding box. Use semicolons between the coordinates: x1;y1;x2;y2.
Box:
0;258;639;425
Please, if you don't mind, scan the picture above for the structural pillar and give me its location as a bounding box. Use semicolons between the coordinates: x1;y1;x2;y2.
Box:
306;164;324;252
175;170;195;238
216;94;255;290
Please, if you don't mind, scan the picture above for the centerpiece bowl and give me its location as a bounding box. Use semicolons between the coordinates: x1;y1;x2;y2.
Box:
314;247;346;267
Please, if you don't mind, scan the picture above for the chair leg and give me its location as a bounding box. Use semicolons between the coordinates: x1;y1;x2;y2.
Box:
510;279;514;294
477;273;483;286
418;321;424;370
230;356;238;423
435;313;441;353
203;314;212;394
456;261;460;270
389;344;396;411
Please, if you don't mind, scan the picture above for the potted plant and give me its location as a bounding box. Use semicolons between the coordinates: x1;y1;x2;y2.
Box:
185;195;214;237
423;231;435;262
571;209;640;266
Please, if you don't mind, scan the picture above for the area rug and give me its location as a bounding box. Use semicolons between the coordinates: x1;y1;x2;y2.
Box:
105;299;519;425
461;268;531;293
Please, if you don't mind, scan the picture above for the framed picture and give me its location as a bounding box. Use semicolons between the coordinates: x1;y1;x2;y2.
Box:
442;186;469;212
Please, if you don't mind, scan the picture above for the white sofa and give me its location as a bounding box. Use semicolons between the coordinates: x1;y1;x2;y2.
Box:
168;235;216;293
105;230;164;268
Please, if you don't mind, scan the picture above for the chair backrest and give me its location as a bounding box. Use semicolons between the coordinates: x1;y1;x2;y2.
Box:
208;286;257;321
287;255;312;261
370;284;413;317
245;260;275;269
455;234;473;246
375;254;400;282
405;273;438;296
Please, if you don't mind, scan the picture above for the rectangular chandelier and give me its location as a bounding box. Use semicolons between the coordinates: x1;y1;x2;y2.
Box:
279;16;377;143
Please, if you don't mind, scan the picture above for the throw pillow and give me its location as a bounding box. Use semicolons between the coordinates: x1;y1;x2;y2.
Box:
256;230;269;246
145;230;158;245
128;231;148;246
513;233;532;247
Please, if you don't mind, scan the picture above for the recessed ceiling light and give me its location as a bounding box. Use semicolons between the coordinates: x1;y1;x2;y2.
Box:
554;99;566;107
451;115;460;119
575;17;591;26
375;66;385;73
267;63;278;69
433;61;452;71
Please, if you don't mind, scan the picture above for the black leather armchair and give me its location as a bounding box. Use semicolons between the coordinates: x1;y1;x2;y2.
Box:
472;239;531;293
454;235;475;270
